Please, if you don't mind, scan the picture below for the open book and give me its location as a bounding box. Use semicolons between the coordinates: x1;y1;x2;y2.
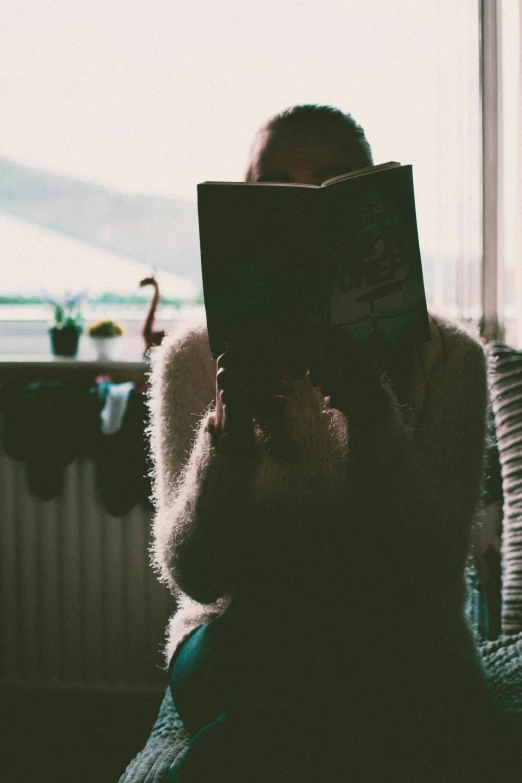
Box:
197;162;430;360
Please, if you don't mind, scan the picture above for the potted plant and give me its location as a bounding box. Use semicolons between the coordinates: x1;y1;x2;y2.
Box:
87;319;124;360
46;291;85;357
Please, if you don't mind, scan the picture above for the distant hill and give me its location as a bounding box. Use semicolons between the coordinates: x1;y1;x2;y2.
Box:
0;156;439;304
0;156;201;282
1;211;199;299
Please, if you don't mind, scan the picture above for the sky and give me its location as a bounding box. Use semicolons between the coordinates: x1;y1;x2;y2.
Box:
1;0;485;270
1;0;443;200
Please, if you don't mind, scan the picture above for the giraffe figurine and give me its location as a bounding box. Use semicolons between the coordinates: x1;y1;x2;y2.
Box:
139;274;166;355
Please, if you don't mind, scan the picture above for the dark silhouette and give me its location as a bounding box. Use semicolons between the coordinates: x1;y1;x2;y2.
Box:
140;275;166;354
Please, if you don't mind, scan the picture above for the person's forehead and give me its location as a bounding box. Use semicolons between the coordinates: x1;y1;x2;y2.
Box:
252;124;355;172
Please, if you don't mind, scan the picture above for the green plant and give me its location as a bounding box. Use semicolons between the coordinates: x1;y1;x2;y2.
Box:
44;291;86;330
87;319;124;337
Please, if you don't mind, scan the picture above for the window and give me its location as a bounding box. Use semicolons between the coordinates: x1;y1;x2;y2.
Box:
0;1;508;356
501;0;521;347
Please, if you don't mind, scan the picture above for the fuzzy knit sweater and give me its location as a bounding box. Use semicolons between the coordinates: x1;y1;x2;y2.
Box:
147;312;489;694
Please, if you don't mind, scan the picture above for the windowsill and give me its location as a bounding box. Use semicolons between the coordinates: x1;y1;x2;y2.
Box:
0;354;149;383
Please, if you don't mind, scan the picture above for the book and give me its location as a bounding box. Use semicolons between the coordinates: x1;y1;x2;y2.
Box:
197;162;430;361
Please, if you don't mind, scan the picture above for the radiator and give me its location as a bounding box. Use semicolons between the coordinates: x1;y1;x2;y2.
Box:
0;449;175;692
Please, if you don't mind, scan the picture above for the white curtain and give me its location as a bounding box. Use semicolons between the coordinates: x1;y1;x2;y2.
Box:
431;1;482;325
502;0;522;346
516;1;522;347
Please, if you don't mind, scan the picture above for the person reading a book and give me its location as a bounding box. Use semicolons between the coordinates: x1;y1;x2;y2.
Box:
148;105;495;782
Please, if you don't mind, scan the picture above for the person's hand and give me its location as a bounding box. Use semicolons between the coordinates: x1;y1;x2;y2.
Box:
306;324;390;420
211;349;294;455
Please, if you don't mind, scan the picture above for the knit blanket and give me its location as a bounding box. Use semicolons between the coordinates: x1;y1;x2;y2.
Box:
118;689;189;783
118;634;522;783
478;634;522;713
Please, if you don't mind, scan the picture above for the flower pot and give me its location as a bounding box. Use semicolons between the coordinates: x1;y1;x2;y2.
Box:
50;325;82;357
90;336;123;361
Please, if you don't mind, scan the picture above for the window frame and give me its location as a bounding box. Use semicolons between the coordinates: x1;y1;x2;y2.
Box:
481;0;505;342
0;2;510;361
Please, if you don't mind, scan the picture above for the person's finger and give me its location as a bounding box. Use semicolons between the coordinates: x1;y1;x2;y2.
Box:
218;369;292;399
307;368;322;388
217;348;253;368
219;398;255;443
217;346;305;380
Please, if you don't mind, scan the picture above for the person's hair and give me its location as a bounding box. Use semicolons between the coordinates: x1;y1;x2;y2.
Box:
245;104;373;180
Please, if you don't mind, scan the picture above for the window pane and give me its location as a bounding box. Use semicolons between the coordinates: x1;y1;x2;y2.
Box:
1;0;481;355
502;0;521;347
429;1;481;323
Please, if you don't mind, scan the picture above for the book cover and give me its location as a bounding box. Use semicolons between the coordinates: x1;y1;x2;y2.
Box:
197;163;430;360
323;165;430;354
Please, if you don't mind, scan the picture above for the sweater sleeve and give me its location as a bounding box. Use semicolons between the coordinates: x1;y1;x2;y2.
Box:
413;321;488;572
147;326;261;604
347;319;487;598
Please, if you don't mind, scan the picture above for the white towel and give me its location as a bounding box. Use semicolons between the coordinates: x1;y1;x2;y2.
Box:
100;382;135;436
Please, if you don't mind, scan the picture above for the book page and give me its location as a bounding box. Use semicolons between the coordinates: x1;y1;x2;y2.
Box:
199;181;318;188
321;161;401;188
